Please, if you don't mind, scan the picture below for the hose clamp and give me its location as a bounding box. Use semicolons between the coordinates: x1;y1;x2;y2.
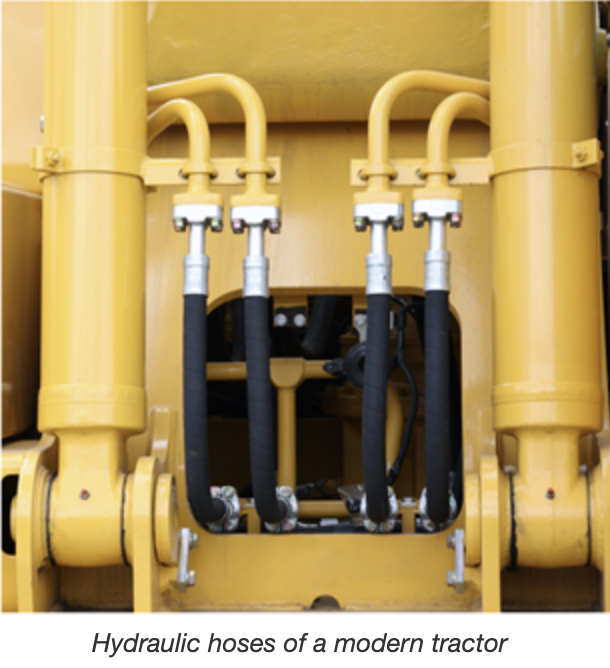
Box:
361;487;399;533
264;486;298;533
205;486;241;533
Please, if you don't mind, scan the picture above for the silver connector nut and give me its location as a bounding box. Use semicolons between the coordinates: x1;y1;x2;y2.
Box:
418;488;458;533
361;487;399;533
205;486;241;533
265;486;299;533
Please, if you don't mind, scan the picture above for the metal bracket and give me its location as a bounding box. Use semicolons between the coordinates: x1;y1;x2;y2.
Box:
447;528;465;593
171;527;199;593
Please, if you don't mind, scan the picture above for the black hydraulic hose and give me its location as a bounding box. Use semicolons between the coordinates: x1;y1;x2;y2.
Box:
300;296;340;359
183;294;226;526
387;301;419;486
449;333;463;509
424;290;451;526
230;298;246;362
362;293;391;523
244;296;286;523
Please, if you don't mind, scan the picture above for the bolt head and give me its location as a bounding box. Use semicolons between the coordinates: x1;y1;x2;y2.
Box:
446;533;455;549
188;570;196;587
546;488;555;500
293;313;307;328
267;219;281;234
79;489;90;500
354;313;367;328
354;217;367;232
390;216;404;232
275;313;288;327
189;531;199;549
173;217;187;233
280;486;292;498
231;219;245;234
448;212;462;228
209;218;223;233
412;212;426;228
447;570;456;586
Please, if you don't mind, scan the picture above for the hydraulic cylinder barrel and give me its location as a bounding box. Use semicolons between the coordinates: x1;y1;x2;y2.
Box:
490;1;601;567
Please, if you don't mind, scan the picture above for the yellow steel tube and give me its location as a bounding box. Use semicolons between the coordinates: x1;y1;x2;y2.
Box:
491;1;601;568
365;71;490;186
277;387;297;489
423;92;490;183
148;74;273;189
147;98;212;165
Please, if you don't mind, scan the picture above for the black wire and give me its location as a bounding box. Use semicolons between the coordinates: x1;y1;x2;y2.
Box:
387;295;420;486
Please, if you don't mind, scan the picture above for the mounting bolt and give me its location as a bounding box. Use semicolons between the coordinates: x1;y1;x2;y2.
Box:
173;217;187;233
354;216;367;232
231;219;245;234
293;313;307;327
390;216;404;232
275;313;288;327
447;570;456;586
189;530;199;549
574;145;587;162
446;533;455;549
412;212;427;228
188;570;196;587
448;212;462;228
546;488;555;500
79;489;90;500
267;218;281;234
209;218;223;233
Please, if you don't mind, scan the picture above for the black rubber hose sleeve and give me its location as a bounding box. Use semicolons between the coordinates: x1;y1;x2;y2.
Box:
424;289;451;526
362;293;391;523
244;296;286;524
183;294;226;525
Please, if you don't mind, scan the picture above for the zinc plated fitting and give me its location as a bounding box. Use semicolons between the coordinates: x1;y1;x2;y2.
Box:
353;197;404;296
264;486;299;533
411;198;462;293
230;204;281;298
173;202;224;297
204;486;241;533
361;487;399;533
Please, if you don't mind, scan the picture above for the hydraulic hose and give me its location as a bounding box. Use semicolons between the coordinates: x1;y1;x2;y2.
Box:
424;290;451;525
362;293;392;523
301;296;340;359
183;294;227;525
244;295;287;524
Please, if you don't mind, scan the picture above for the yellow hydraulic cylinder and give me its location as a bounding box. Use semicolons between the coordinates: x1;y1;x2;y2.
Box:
39;1;147;566
490;1;602;567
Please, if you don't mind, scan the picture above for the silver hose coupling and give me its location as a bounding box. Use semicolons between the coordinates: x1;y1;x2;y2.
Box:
353;202;403;296
264;486;298;533
361;487;399;533
411;199;461;293
173;203;223;297
418;487;458;533
205;486;241;533
230;205;281;298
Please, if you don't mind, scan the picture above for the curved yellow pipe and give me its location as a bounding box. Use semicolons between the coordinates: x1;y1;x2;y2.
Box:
147;98;216;192
148;74;273;191
385;382;404;476
365;71;489;190
423;92;490;186
147;98;211;164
